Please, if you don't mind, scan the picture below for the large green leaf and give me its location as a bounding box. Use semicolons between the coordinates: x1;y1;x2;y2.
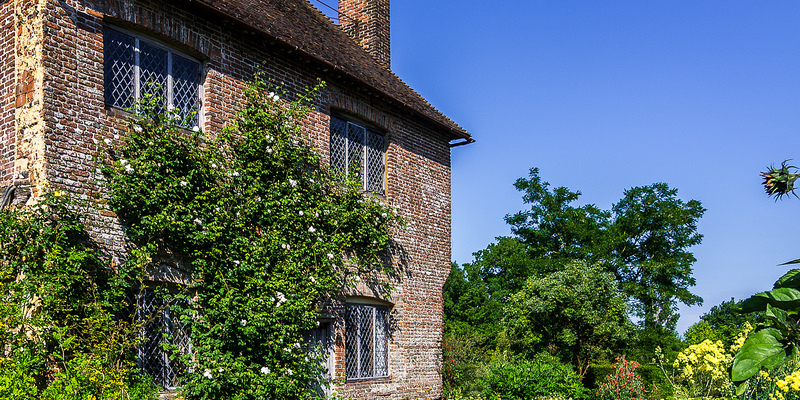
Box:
774;269;800;289
765;304;790;328
740;288;800;313
732;328;787;382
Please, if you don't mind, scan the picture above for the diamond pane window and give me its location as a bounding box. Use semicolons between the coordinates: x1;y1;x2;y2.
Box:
104;27;201;128
135;288;191;390
104;29;135;109
330;115;385;194
345;304;389;380
330;116;348;176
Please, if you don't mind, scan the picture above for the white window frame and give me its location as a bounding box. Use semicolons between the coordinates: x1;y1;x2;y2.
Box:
330;115;386;195
104;25;202;127
344;303;390;380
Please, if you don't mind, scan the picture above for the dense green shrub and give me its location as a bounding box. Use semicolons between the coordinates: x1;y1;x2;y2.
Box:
0;194;157;400
637;364;674;399
585;363;614;390
0;353;39;400
481;354;585;400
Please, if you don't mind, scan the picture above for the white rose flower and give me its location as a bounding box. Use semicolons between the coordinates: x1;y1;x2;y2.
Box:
308;226;316;233
133;125;143;133
240;319;247;326
203;369;213;379
192;126;200;132
299;210;304;216
260;366;271;375
180;180;188;187
289;179;298;187
286;368;293;376
276;292;286;306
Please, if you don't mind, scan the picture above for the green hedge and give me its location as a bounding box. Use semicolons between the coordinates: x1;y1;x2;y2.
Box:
482;355;586;400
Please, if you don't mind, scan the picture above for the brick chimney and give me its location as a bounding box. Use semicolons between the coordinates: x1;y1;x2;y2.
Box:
339;0;390;68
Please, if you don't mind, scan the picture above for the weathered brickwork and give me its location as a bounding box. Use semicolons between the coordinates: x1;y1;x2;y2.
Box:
339;0;390;67
9;0;458;397
0;1;13;187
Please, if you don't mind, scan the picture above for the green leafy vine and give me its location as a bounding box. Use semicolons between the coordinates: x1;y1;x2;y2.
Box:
101;76;402;399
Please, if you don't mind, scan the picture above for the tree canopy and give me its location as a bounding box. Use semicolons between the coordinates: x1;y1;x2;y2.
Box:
444;167;705;368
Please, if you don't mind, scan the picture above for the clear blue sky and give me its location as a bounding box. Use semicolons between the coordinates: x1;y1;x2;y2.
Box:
312;1;800;334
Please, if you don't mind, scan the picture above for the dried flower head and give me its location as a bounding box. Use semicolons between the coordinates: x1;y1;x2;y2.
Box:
762;160;800;200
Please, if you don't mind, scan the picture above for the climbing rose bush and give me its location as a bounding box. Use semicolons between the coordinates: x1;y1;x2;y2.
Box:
102;76;402;399
596;356;646;400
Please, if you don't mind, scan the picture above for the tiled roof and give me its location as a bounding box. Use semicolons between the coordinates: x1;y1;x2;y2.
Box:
191;0;472;142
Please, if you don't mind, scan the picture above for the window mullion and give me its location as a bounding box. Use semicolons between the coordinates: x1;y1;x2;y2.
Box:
345;122;351;178
362;129;368;191
357;308;363;378
167;51;173;110
372;307;377;376
134;38;140;102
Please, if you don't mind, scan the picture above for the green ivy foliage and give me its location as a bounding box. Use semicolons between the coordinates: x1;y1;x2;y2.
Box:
0;193;156;399
102;76;402;399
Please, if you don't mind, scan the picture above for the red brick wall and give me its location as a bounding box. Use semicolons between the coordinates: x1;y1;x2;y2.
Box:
0;1;14;187
339;0;391;67
37;1;451;397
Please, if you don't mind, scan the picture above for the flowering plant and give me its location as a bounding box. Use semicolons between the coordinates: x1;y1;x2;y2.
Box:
102;75;402;399
596;356;646;400
672;339;733;397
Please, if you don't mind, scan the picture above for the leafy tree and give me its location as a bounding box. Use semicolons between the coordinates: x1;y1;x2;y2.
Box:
505;168;610;262
445;168;704;360
503;261;631;375
609;183;705;341
506;169;704;343
684;298;761;347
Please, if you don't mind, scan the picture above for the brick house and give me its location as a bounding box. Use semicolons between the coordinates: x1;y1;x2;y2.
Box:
0;0;472;398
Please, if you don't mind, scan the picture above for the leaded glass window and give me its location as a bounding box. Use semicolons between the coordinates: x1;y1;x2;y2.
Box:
330;115;385;195
345;304;389;380
104;26;201;127
134;288;191;390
